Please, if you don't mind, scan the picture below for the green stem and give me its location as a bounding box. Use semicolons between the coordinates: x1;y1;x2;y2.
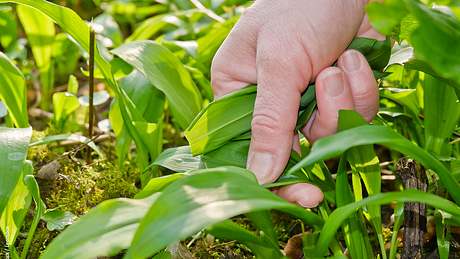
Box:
20;204;44;259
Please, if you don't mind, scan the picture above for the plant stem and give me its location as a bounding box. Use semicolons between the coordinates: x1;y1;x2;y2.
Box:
20;204;44;259
87;28;96;163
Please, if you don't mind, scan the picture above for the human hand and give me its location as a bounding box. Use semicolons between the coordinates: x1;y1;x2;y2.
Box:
211;0;383;208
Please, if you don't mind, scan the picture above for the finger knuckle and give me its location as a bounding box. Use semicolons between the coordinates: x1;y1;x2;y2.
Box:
251;111;284;136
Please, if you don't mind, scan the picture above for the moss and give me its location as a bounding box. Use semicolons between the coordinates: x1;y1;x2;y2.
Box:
42;159;139;215
20;140;140;257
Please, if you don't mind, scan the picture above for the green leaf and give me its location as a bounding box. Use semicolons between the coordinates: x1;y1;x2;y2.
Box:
289;125;460;204
389;203;404;259
41;195;159;259
21;174;46;259
0;8;17;49
338;111;384;258
125;167;323;259
113;41;202;129
133;120;163;184
207;220;283;258
52;92;80;131
367;0;408;35
17;4;55;110
42;210;75;231
0;52;29;128
0;161;32;246
424;74;460;156
16;5;54;69
151;146;203;173
109;71;165;169
126;14;181;42
435;210;451;259
314;190;460;256
0;127;32;216
135;173;185;199
185;86;256;155
405;0;460;86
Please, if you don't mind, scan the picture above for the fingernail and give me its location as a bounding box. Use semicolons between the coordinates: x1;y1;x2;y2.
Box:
342;50;362;72
322;70;345;97
296;188;323;208
247;152;274;184
297;194;320;208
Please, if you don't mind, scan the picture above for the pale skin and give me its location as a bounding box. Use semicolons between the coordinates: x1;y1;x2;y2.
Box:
211;0;384;208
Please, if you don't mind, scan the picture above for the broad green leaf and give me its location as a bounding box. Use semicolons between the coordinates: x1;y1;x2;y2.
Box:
152;146;203;173
289;125;460;204
41;195;159;259
0;161;32;246
0;127;32;216
16;5;54;69
313;190;460;256
109;71;165;169
0;52;28;128
113;41;202;129
125;167;323;259
424;75;460;156
17;4;55;110
135;173;185;199
185;86;256;155
202;139;250;168
133;120;163;184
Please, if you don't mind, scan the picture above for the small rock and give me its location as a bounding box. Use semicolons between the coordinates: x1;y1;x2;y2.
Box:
36;160;61;180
